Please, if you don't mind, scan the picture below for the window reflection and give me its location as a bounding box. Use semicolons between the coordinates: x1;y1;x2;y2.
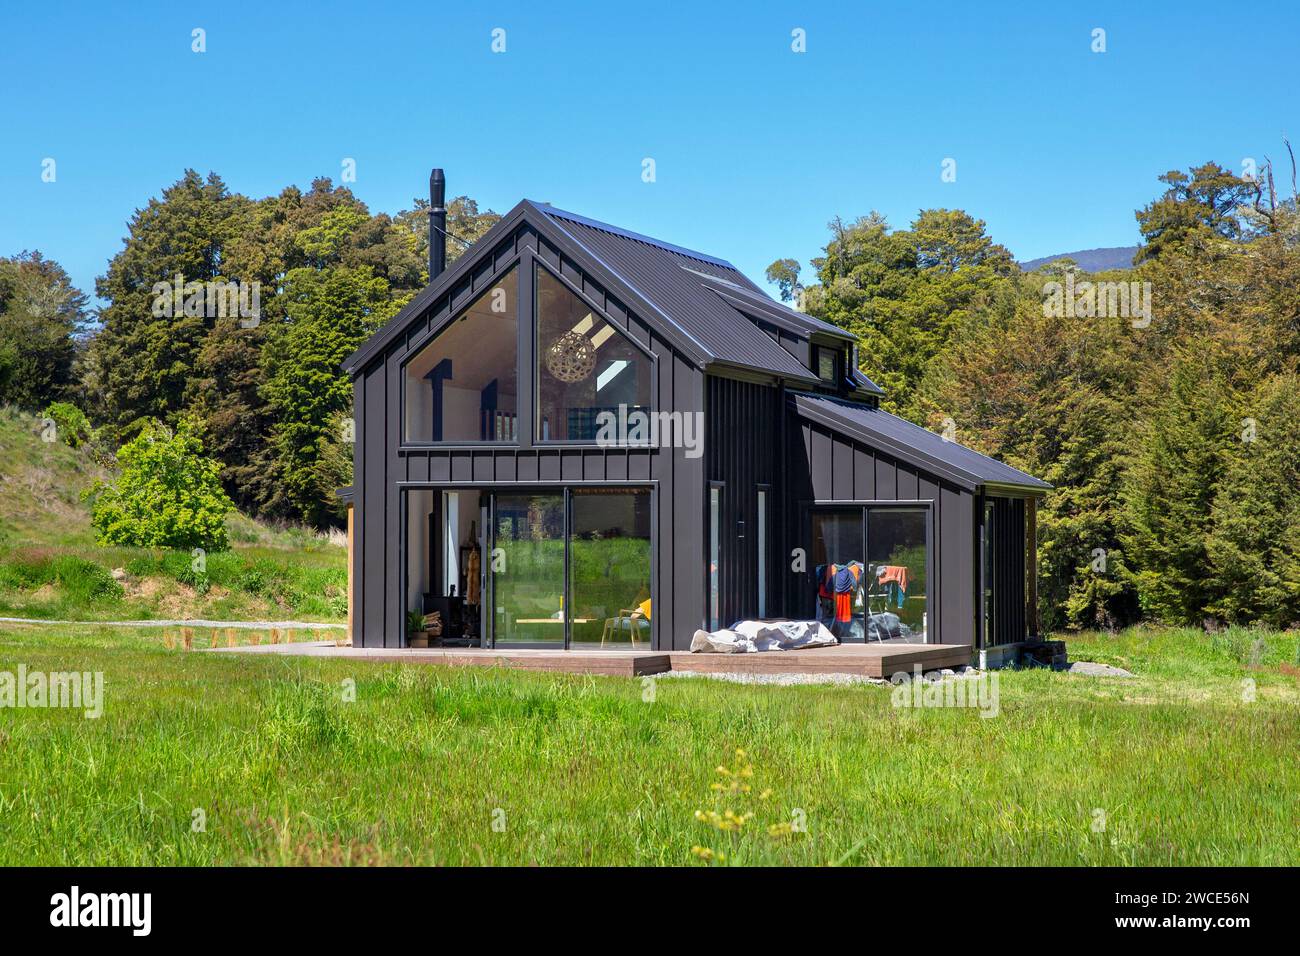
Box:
403;268;518;442
535;266;652;441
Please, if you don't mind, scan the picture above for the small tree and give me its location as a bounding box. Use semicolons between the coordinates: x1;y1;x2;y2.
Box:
1121;347;1235;624
42;401;92;448
1204;375;1300;627
89;418;233;551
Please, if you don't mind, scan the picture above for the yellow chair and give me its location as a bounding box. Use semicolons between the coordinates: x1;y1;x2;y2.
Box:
602;599;651;648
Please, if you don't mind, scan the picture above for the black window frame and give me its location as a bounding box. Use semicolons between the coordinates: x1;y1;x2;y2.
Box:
707;481;725;631
814;345;839;384
397;256;526;449
799;498;936;644
532;259;659;447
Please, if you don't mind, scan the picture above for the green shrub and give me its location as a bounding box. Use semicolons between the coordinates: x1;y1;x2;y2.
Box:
41;401;92;448
88;419;233;551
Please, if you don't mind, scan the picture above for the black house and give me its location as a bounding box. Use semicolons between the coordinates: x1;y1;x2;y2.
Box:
340;170;1050;652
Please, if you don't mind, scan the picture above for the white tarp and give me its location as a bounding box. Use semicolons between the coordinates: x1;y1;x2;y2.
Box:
689;620;838;654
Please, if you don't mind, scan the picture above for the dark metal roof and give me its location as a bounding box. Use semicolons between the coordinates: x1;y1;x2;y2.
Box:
526;203;736;268
846;363;886;397
346;198;858;390
534;202;822;384
687;268;855;342
792;393;1051;494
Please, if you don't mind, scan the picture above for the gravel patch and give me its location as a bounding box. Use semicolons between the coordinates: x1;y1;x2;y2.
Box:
660;671;890;687
659;665;985;687
1066;661;1135;678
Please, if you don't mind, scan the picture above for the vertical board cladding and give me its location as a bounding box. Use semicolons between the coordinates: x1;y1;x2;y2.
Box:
943;484;975;646
705;374;782;628
667;352;705;649
785;414;978;646
349;223;706;651
360;365;388;646
989;495;1027;646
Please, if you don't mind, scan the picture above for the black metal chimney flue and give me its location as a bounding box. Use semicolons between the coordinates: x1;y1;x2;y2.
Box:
428;168;447;282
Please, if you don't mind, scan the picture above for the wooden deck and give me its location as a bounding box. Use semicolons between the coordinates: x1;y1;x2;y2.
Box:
212;640;971;678
667;642;971;678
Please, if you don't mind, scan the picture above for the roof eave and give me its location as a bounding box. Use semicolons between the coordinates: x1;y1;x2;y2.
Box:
705;285;856;344
980;480;1053;497
709;359;821;388
847;372;885;397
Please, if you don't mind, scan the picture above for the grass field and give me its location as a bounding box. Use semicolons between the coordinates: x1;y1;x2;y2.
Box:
1;623;1296;866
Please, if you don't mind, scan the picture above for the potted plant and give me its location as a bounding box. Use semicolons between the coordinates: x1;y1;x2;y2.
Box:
407;610;445;648
407;609;430;648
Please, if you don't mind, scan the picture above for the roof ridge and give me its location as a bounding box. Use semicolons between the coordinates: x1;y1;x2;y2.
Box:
527;200;735;269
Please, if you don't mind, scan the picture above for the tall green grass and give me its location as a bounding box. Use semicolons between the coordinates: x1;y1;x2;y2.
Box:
0;624;1296;866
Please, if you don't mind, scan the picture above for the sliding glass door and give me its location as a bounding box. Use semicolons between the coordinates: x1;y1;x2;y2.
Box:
569;489;652;649
488;489;651;649
866;508;928;642
810;508;866;641
491;494;567;647
808;504;930;643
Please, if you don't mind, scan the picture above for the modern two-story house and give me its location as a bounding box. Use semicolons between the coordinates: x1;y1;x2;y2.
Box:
339;169;1050;653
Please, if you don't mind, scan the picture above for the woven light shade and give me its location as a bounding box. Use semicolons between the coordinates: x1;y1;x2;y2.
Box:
545;331;597;383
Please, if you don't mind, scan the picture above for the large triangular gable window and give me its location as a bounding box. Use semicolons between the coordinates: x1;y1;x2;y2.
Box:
403;267;518;443
534;264;652;442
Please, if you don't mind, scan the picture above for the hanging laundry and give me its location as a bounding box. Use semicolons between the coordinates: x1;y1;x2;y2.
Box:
814;563;835;626
833;561;863;627
876;565;910;610
876;564;908;605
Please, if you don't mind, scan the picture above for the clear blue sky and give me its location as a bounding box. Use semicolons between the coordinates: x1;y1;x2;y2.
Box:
2;0;1293;306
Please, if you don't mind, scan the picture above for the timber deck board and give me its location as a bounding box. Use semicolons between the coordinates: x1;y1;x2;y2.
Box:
667;643;971;678
210;641;971;677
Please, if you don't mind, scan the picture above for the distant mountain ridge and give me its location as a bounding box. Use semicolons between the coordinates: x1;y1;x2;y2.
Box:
1019;246;1139;273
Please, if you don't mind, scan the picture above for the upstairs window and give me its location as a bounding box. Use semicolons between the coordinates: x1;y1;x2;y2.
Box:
535;265;652;441
403;268;518;443
815;345;838;383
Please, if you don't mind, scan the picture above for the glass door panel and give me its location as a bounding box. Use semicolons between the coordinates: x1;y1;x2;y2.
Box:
810;508;865;641
757;489;768;618
569;489;652;649
708;485;723;630
866;508;928;642
491;493;566;646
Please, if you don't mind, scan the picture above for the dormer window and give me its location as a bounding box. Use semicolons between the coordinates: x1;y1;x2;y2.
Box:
815;345;838;384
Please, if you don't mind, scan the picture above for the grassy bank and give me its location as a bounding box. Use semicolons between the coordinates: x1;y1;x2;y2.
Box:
0;407;346;623
0;624;1296;865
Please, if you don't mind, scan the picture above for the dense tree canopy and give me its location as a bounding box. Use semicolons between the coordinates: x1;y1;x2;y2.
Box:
797;209;1015;419
8;156;1300;628
783;155;1300;629
73;169;499;527
0;251;88;408
262;267;402;525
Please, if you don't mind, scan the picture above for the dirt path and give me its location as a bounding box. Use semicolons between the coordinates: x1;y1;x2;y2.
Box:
0;616;345;630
